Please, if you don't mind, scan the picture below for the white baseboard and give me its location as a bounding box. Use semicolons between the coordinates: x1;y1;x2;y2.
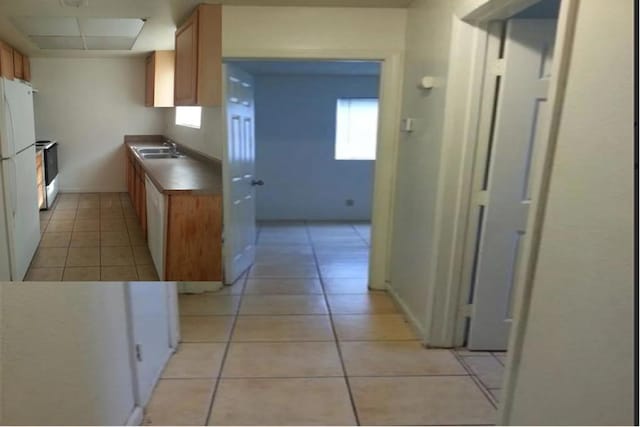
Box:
125;406;144;426
387;284;427;344
60;187;128;193
178;281;224;293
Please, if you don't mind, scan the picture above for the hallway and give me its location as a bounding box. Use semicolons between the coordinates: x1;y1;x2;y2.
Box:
143;222;499;425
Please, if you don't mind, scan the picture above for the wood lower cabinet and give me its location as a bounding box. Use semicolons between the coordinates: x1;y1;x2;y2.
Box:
164;193;222;281
126;146;222;281
174;4;222;106
126;151;147;238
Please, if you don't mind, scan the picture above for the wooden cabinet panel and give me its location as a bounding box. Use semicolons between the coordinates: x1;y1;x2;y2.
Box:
125;145;222;281
13;50;23;80
165;194;222;281
145;54;155;107
196;4;222;106
22;55;30;81
174;14;198;106
126;152;147;239
0;42;14;80
145;51;174;107
174;4;221;106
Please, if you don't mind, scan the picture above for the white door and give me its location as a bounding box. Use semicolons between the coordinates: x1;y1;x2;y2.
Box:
223;64;257;284
126;283;174;407
467;19;557;350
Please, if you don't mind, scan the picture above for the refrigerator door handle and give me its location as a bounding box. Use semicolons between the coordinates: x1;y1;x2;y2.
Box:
3;95;16;158
9;158;16;218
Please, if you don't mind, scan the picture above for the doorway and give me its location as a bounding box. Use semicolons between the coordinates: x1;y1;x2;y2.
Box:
222;59;388;294
463;0;561;352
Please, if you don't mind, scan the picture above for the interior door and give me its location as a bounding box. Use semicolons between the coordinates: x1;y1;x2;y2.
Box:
126;283;173;407
223;64;257;284
467;19;557;350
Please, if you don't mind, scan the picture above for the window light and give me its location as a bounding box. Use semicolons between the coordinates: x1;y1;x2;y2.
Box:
335;98;378;160
175;106;202;129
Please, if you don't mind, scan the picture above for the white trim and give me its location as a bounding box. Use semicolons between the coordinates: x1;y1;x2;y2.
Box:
457;0;542;22
177;281;224;294
423;0;575;348
222;48;405;291
125;406;143;426
387;284;427;341
453;20;505;346
498;0;578;423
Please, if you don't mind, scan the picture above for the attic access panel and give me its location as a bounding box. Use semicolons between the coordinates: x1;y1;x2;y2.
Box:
11;16;145;50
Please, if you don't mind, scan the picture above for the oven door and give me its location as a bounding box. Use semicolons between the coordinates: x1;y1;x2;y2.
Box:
44;143;58;186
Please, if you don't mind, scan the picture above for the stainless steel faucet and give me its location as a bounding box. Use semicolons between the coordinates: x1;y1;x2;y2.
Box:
164;138;178;154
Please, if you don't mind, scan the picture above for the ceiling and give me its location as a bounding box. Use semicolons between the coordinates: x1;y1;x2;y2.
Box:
229;60;381;76
0;0;411;58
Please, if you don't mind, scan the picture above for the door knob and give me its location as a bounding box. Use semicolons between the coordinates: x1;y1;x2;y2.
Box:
251;179;264;186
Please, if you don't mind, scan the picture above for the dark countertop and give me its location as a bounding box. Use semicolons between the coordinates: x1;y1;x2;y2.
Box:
124;136;222;196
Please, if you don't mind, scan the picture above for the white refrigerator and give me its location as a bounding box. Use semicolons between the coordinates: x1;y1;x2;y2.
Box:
0;78;41;280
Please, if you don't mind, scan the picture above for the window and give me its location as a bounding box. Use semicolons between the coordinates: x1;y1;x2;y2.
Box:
335;98;379;160
175;106;202;129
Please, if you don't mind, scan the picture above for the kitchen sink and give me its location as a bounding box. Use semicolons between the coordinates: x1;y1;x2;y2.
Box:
137;147;172;154
141;153;187;160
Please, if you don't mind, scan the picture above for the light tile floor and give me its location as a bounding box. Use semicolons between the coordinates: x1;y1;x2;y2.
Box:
143;221;500;426
25;192;159;281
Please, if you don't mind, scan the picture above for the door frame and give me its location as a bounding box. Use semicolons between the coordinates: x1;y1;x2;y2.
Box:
222;47;405;291
422;0;578;344
419;0;579;421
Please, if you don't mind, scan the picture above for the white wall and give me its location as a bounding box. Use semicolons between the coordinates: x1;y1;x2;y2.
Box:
222;6;407;55
388;0;468;336
164;106;224;159
31;57;166;192
254;74;378;221
504;1;634;424
0;283;136;425
163;5;407;161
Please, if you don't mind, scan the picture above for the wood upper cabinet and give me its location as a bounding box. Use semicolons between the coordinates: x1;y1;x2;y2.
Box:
13;50;23;80
0;42;31;82
145;50;175;107
22;54;30;81
0;42;14;80
174;4;222;106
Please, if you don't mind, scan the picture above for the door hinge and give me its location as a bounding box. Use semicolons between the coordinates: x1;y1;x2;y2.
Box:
475;191;489;206
491;59;506;76
461;304;474;318
135;344;143;362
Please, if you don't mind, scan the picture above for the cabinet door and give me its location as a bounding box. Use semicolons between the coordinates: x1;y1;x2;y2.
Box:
22;55;30;81
145;54;155;107
174;13;198;106
0;42;14;80
13;50;23;80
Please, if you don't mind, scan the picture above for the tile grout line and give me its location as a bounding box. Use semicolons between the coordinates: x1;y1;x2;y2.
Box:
121;195;139;281
304;220;362;426
203;270;249;425
164;373;476;380
450;350;499;409
59;202;75;281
